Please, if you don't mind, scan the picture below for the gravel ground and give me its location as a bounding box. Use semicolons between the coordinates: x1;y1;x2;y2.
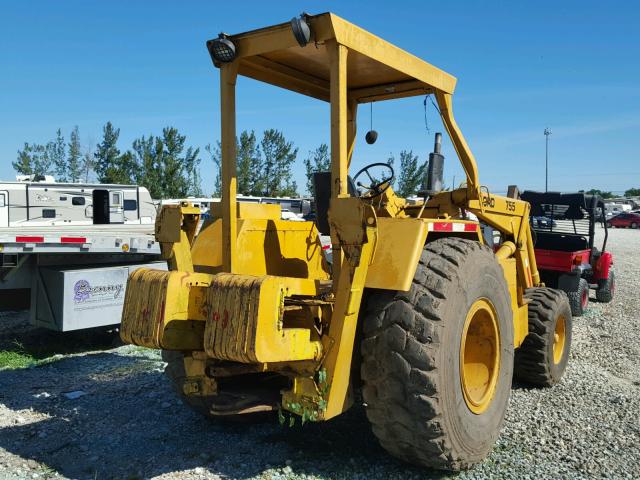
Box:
0;226;638;480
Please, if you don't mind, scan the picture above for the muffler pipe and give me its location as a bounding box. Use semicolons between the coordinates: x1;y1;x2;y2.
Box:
423;132;444;195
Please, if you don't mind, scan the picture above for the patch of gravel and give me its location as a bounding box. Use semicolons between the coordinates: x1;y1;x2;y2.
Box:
0;226;638;479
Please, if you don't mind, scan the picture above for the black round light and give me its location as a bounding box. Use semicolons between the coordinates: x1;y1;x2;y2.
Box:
208;36;236;63
365;130;378;145
291;14;311;47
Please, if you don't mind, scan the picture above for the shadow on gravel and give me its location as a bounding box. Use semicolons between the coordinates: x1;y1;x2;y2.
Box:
0;310;122;369
0;350;453;480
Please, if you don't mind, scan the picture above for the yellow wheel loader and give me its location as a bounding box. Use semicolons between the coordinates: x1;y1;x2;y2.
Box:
120;12;572;470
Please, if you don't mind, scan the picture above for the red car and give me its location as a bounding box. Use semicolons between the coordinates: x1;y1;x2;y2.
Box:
607;212;640;228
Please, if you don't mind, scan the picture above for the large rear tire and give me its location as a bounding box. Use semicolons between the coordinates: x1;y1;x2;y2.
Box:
514;288;572;387
360;238;513;471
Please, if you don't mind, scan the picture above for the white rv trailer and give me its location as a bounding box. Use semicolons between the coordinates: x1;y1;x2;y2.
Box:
0;179;156;227
0;179;165;331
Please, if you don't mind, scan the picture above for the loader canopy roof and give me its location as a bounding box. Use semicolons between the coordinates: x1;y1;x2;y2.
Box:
209;12;457;103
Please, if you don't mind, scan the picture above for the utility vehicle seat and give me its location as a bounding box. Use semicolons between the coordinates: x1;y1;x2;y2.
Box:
534;232;589;252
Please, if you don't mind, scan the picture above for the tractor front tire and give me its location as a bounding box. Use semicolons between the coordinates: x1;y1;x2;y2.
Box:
566;278;589;316
514;288;572;387
596;269;615;303
360;238;514;471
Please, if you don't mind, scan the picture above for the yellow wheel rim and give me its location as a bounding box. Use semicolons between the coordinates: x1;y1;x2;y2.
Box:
553;315;566;364
460;298;500;415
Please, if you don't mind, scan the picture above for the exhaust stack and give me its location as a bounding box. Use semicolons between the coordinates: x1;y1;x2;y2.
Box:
422;132;445;196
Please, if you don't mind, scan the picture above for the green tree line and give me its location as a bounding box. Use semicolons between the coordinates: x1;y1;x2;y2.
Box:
13;127;88;183
583;189;640;199
208;129;299;197
14;123;203;199
387;150;427;197
15;125;436;199
209;130;428;198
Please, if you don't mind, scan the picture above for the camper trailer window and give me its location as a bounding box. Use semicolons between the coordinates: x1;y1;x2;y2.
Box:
42;209;56;218
72;197;86;206
124;199;137;211
60;196;68;201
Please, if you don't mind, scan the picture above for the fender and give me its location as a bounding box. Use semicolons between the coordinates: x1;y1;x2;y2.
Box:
593;251;613;280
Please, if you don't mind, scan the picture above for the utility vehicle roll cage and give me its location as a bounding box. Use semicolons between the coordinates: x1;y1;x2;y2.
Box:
521;191;608;254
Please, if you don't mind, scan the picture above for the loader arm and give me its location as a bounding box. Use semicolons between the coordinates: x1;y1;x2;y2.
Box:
417;185;540;347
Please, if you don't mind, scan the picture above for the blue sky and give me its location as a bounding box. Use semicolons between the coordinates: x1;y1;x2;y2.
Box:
1;0;639;196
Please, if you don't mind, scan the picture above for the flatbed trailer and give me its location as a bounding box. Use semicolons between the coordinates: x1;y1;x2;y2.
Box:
0;224;166;331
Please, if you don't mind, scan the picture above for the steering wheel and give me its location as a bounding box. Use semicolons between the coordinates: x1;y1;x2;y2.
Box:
352;162;395;199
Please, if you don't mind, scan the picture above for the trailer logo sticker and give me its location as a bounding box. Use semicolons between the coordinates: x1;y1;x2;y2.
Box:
74;279;124;303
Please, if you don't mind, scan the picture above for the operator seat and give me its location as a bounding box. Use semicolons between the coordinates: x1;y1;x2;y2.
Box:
312;171;358;235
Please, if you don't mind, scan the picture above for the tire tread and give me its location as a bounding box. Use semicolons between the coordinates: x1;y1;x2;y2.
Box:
360;238;509;470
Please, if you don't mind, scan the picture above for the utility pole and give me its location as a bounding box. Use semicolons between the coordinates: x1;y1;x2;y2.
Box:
544;128;552;192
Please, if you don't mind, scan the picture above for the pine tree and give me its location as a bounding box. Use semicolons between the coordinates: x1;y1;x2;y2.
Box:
14;135;60;179
67;126;83;183
186;150;203;197
303;143;330;195
205;143;222;196
132;136;161;196
13;143;35;176
94;122;122;183
395;150;426;197
260;129;298;196
237;131;260;195
51;129;67;182
158;128;186;198
81;147;96;183
130;128;202;199
159;127;200;198
32;144;53;178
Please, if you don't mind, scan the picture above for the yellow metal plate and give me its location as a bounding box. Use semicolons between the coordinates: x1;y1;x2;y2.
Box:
120;269;213;350
203;274;322;363
365;217;428;291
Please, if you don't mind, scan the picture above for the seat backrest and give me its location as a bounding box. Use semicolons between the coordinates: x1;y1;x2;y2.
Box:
312;172;357;235
535;232;589;252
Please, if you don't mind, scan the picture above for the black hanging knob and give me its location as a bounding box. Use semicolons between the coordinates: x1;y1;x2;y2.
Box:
365;130;378;144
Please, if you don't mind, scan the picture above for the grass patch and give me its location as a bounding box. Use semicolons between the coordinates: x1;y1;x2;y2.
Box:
0;348;37;369
0;328;120;371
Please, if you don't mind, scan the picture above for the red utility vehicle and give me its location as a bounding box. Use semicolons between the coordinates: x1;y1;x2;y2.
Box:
521;191;615;316
607;212;640;229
